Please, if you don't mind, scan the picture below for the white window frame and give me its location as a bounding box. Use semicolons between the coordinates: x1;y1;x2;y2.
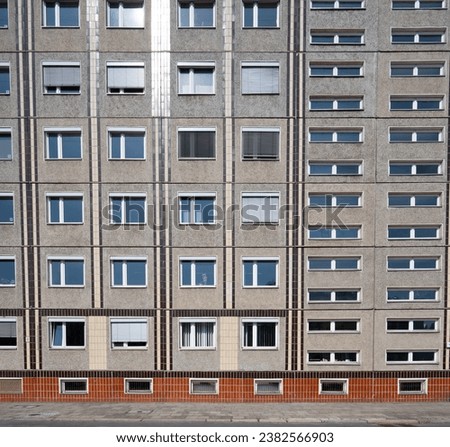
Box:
309;63;364;77
307;257;361;271
388;193;441;208
242;257;279;288
311;0;365;9
386;288;439;302
59;378;88;395
386;350;438;364
390;62;445;77
46;193;84;224
241;318;279;350
308;289;361;302
308;226;361;239
241;192;280;224
0;62;10;95
48;256;85;287
42;1;80;28
308;161;363;176
242;0;280;28
308;193;362;207
107;127;146;160
42;62;81;95
177;127;216;159
189;378;219;395
389;96;444;111
179;318;217;350
254;379;283;395
397;379;428;395
106;61;145;94
109;193;147;225
179;257;217;288
309;128;363;143
178;0;216;28
241;62;280;95
0;193;14;224
391;28;446;44
49;318;86;349
0;318;17;349
388;161;442;176
110;318;148;349
307;320;360;333
106;1;145;28
177;62;215;95
387;226;440;240
309;96;363;111
387;257;439;271
388;128;444;143
178;192;217;225
392;0;446;9
386;318;438;332
0;256;16;288
124;378;153;394
319;379;349;395
310;31;364;45
44;127;82;160
110;257;148;288
307;351;360;364
0;127;12;160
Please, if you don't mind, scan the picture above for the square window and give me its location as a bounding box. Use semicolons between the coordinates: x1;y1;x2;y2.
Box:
189;379;219;394
124;379;153;394
243;1;279;28
111;259;147;287
179;194;216;224
0;194;14;224
107;63;145;94
0;129;12;160
43;63;80;94
107;1;145;28
178;1;215;28
0;319;17;348
241;193;279;224
108;129;145;160
241;63;279;94
50;320;85;348
47;195;83;224
242;128;280;160
59;379;88;394
178;128;216;159
45;129;82;159
243;258;278;287
0;257;15;287
242;319;278;349
43;1;80;28
0;64;10;94
111;319;147;348
180;258;216;287
48;258;84;287
178;64;215;94
109;195;147;224
180;319;216;349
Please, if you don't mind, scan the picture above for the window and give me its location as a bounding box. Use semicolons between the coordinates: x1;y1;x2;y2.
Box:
42;63;80;94
0;319;16;348
47;194;83;224
387;226;440;239
309;162;362;176
310;63;363;77
108;129;145;160
50;319;85;348
0;63;10;94
43;1;79;27
308;351;359;364
392;0;445;9
398;379;428;395
241;193;279;224
308;194;361;207
388;193;440;207
389;128;443;143
387;257;439;270
0;1;8;28
311;0;364;8
386;350;438;364
109;194;146;224
179;194;216;225
178;63;215;95
242;319;278;349
180;319;216;349
0;257;15;287
111;319;147;348
111;258;147;287
390;62;445;77
309;97;363;111
390;96;444;111
391;29;445;44
319;379;349;395
107;1;144;28
107;62;145;94
48;258;84;287
387;319;438;332
59;379;88;394
178;128;215;159
0;129;12;160
308;289;360;302
309;129;362;143
310;31;364;45
387;288;438;301
308;320;359;332
241;62;279;94
243;0;279;28
178;0;215;28
241;128;280;160
0;194;13;224
308;226;361;239
124;379;153;394
254;379;283;395
389;162;441;176
180;257;216;287
189;379;219;395
45;129;82;160
243;258;278;287
308;257;360;271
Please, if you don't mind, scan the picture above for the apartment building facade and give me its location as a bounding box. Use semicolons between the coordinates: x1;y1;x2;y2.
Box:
0;0;450;401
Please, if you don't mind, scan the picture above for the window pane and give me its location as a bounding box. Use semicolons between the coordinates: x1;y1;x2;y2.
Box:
257;261;276;286
416;164;440;175
338;99;361;109
416;131;440;142
194;4;214;27
338;35;362;44
335;195;360;206
388;195;411;206
336;131;360;142
414;289;436;300
391;66;414;76
110;198;122;223
256;323;276;347
388;258;410;269
122;3;144;27
243;261;253;286
309;259;332;270
389;164;411;175
193;69;214;94
0;197;14;223
45;2;56;26
0;133;12;159
65;321;85;346
418;34;442;43
337;66;361;76
243;322;253;346
242;67;279;94
335;227;359;238
61;134;81;159
258;4;278;27
335;290;358;301
417;66;442;76
124;134;144;159
336;164;360;174
0;2;7;27
125;197;145;223
309;321;331;331
392;34;415;43
415;227;437;238
414;258;436;269
0;260;15;285
309;352;331;362
335;321;357;331
387;352;409;362
126;260;146;286
0;67;9;93
335;352;357;362
391;100;414;110
181;261;191;286
108;2;119;26
312;35;335;44
310;66;334;76
413;320;435;330
51;322;63;346
51;261;62;285
412;351;435;362
388;228;410;239
64;260;84;286
63;197;82;223
309;164;332;175
110;133;121;158
195;198;214;224
309;227;332;238
194;261;215;286
113;260;123;286
387;290;410;301
179;4;189;26
335;258;359;269
47;134;59;159
60;2;79;27
309;291;331;301
180;198;190;224
310;131;333;142
309;195;331;206
387;320;409;331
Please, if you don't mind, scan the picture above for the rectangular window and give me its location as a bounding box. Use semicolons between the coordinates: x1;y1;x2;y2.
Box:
310;31;364;45
387;257;439;270
178;63;215;95
310;63;363;77
386;350;438;364
50;319;85;348
110;194;146;224
42;63;80;94
48;258;84;287
0;319;17;348
111;258;147;287
309;97;363;111
178;128;215;159
392;29;446;43
387;288;438;301
180;257;216;287
308;351;359;364
0;128;12;160
242;319;278;349
189;379;219;395
59;379;88;394
309;129;363;143
0;257;15;287
388;193;440;207
254;379;283;395
388;226;440;239
45;129;82;160
0;1;8;28
108;129;145;160
390;62;445;77
47;194;83;224
243;258;278;287
309;162;362;176
389;128;443;143
392;0;445;9
241;193;279;224
0;63;10;94
308;320;359;332
319;379;349;395
124;379;153;394
180;319;216;349
243;0;279;28
308;226;361;239
178;0;215;28
308;194;361;207
308;257;360;271
241;62;279;94
111;319;147;348
107;62;145;94
0;194;14;224
398;379;428;395
390;96;444;111
107;1;145;28
241;128;280;160
387;319;438;332
308;289;360;302
43;1;79;27
389;162;441;176
311;1;364;8
179;194;216;225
